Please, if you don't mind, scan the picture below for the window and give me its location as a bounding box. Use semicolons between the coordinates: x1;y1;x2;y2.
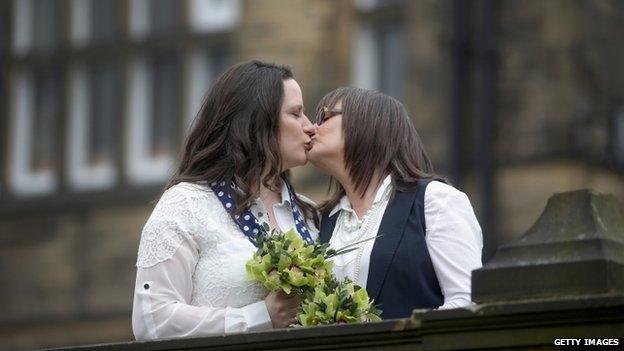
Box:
8;68;61;196
8;0;63;196
33;0;60;52
71;0;120;47
184;48;230;130
151;54;181;156
188;0;241;33
151;0;181;36
352;22;405;99
126;55;180;185
126;0;235;185
611;106;624;169
13;0;61;55
66;0;121;190
12;0;32;55
355;0;404;12
129;0;182;40
67;61;120;190
351;0;405;99
92;0;120;42
3;0;239;204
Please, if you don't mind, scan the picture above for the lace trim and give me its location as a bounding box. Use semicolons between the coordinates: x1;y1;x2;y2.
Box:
136;184;207;268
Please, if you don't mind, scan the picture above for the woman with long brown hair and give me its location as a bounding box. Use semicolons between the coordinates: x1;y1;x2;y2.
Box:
307;87;483;319
132;60;318;339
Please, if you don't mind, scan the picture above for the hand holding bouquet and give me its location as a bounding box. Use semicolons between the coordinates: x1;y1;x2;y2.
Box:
245;228;382;326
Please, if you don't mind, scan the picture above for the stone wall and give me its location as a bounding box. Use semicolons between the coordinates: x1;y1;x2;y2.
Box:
494;0;624;244
1;1;623;350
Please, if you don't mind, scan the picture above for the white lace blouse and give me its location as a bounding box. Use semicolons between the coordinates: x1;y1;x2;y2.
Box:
132;182;318;340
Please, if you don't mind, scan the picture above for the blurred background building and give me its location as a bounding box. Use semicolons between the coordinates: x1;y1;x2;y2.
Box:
0;0;623;349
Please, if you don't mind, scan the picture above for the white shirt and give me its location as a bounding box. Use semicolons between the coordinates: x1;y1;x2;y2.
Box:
328;176;483;310
132;181;318;340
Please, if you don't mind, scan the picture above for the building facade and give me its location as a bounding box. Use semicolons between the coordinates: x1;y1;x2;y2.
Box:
0;0;623;349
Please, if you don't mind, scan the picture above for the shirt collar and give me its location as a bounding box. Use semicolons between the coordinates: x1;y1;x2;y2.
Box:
277;180;292;208
250;180;293;210
328;174;393;217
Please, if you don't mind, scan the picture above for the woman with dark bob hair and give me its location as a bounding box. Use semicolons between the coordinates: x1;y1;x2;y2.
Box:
133;60;318;339
307;87;483;318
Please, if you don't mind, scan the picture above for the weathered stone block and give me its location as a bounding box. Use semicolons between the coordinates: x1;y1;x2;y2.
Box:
473;189;624;303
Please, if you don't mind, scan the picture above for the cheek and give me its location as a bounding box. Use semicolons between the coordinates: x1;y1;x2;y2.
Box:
282;120;302;142
316;130;339;154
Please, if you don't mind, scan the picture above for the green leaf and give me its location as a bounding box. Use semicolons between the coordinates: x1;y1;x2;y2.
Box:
277;254;291;271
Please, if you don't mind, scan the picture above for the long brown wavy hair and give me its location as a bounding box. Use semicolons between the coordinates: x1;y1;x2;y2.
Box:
315;87;442;214
167;60;318;226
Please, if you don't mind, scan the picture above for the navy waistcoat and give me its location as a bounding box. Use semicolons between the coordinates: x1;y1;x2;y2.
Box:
319;179;443;319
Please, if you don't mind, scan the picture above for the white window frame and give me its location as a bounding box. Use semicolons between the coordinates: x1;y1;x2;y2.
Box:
66;64;118;190
125;56;175;185
8;68;57;196
188;0;241;33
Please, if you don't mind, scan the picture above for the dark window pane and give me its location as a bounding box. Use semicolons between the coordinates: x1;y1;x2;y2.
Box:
357;0;404;11
613;107;624;168
377;24;405;99
1;2;8;52
32;68;61;170
213;49;231;76
151;55;180;154
150;0;180;36
92;0;119;43
89;61;119;163
33;0;60;51
376;0;404;6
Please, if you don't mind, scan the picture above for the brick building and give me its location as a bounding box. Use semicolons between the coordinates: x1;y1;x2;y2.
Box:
0;0;623;349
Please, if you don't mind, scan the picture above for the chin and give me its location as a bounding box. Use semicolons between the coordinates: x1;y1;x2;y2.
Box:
306;149;318;162
297;157;308;166
286;155;308;169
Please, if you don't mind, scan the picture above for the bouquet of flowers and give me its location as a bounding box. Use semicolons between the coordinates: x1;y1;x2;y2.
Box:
298;276;382;325
245;228;382;326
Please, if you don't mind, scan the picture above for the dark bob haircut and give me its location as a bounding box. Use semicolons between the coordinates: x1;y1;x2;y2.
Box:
315;87;440;214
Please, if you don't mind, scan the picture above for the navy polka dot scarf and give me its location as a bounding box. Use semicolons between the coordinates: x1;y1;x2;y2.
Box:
210;180;314;246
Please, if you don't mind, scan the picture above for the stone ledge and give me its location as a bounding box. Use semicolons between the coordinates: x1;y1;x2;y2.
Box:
50;319;421;351
48;295;624;351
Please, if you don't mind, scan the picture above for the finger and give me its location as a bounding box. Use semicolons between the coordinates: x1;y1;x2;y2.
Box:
286;291;301;299
288;306;302;316
284;295;300;304
286;300;301;309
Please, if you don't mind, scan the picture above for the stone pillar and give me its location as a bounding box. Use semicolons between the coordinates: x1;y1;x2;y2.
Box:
472;189;624;303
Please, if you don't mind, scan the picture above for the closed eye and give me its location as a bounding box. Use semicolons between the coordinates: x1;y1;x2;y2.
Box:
319;113;338;125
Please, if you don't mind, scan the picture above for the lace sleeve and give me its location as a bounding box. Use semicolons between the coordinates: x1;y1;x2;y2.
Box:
136;185;202;268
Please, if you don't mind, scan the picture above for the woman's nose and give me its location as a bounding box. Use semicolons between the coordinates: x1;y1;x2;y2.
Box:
302;115;317;135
